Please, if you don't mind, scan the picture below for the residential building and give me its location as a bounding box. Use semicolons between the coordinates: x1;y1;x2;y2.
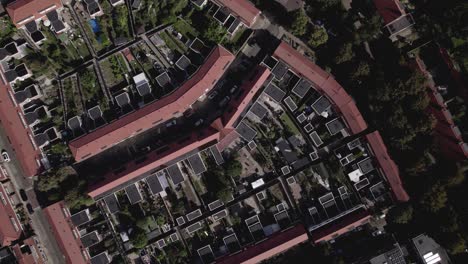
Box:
44;202;90;264
69;46;235;162
412;234;451;264
373;0;415;41
0;182;22;246
216;225;308;264
213;0;261;28
6;0;67;34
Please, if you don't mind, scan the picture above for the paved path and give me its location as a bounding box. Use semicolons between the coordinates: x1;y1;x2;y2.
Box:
0;124;65;264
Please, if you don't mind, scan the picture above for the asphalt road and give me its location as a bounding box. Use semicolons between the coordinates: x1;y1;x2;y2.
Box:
0;124;65;264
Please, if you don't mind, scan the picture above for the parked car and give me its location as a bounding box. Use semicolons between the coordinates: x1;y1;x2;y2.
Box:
230;85;239;95
208;91;218;100
1;150;10;162
194;119;204;127
218;96;231;108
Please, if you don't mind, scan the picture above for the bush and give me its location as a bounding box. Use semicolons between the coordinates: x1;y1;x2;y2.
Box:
387;204;413;224
308;26;328;48
289;9;308;36
130;227;148;249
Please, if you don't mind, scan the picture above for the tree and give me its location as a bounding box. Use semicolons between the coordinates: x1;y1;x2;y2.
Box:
308;26;328;48
225;159;243;178
420;183;448;212
289;9;308;36
349;61;370;80
354;14;383;42
387;204;413;224
136;216;154;232
216;188;232;203
202;19;226;44
36;166;76;192
130;227;148;249
334;43;354;64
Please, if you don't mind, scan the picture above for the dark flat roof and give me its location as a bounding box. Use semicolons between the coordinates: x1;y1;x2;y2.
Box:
326;118;345;135
283;96;297;111
249;102;267;119
146;174;163;194
103;194;119;214
264;82;285;103
188;153;206;175
176;55;191;70
81;231;100;248
156;72;171;87
136;82;151;96
125;184;142;204
292;78;311;98
167;163;184;185
186;221;202;234
311;96;331;114
358;158;374;174
115;92;130;107
90;252;110;264
236;121;256;142
210;146;224;165
70;210;91;226
272;61;288;79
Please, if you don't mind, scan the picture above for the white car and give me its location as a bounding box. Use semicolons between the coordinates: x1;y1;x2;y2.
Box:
194;119;204;126
1;150;10;162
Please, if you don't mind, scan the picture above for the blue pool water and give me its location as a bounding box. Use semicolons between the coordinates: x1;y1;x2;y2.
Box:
89;19;100;33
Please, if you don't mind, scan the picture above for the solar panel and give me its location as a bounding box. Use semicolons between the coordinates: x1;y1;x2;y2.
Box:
146;174;163;195
125;184;142;204
167;164;184;185
249;102;268;119
115;92;130;107
175;55;191;71
210;146;224;165
283;96;298;111
187;154;207;175
292;79;311;98
136;82;151;96
263;82;286;103
88;106;103;120
236;121;257;142
155;72;171;87
104;194;120;214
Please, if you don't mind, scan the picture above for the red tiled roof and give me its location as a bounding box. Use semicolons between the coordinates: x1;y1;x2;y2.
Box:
311;208;371;243
273;42;367;135
222;66;271;128
6;0;63;26
0;72;42;177
69;46;234;162
12;237;45;264
44;202;89;264
365;131;410;202
217;225;308;264
373;0;405;25
0;183;22;246
88;128;221;198
216;0;261;27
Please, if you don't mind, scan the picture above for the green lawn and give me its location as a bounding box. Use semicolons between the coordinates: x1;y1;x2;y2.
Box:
173;19;199;39
159;31;187;53
280;113;301;135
